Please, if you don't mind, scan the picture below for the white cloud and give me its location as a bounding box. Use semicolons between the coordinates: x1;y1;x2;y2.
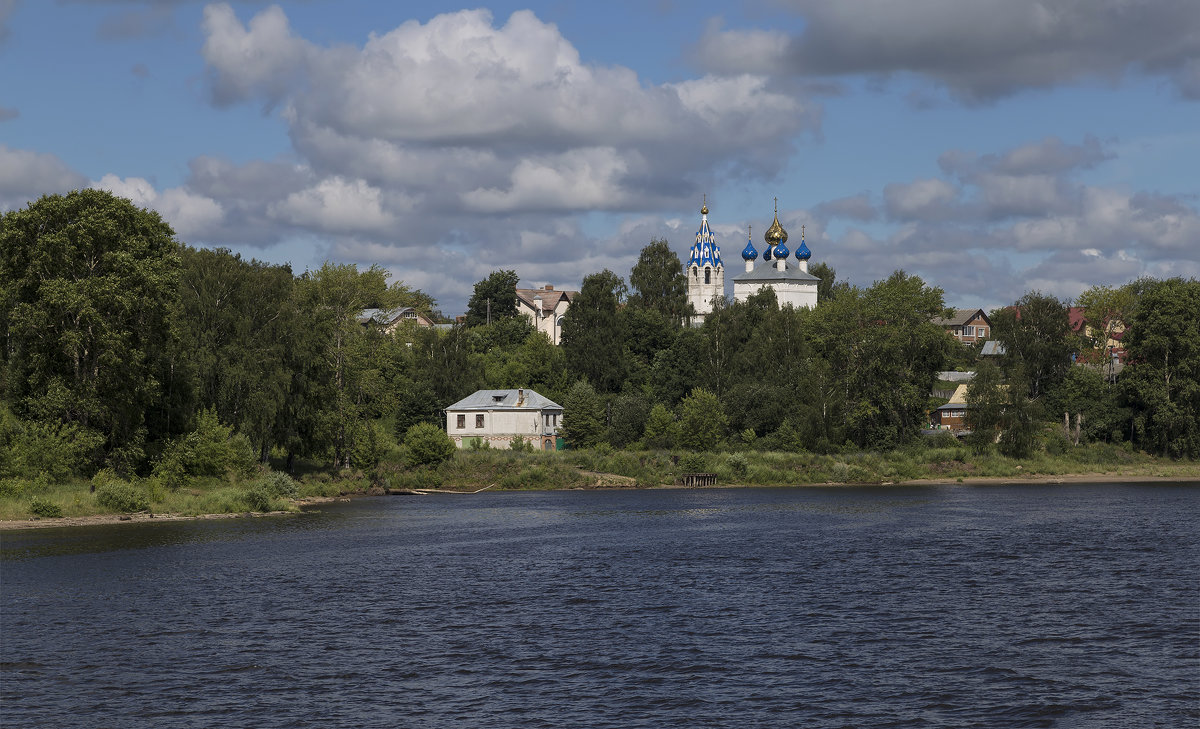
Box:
268;176;399;234
884;178;959;220
0;146;89;210
91;174;225;239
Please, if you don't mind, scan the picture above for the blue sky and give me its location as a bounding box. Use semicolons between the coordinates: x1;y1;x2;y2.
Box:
2;0;1198;314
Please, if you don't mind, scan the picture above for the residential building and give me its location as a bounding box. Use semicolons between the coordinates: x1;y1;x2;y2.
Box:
931;384;971;430
444;388;563;451
357;307;436;333
516;285;576;345
933;308;992;344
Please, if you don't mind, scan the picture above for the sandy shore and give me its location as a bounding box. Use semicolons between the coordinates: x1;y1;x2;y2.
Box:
1;475;1194;531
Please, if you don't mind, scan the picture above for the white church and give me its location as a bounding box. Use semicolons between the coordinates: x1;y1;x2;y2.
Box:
686;198;819;320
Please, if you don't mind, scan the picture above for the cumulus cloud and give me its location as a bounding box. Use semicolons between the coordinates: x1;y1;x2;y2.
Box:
695;0;1200;101
201;5;814;208
91;173;224;239
884;178;960;221
268;176;401;234
0;145;89;209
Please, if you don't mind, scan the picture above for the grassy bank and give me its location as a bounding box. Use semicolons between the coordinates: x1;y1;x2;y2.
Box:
2;441;1197;524
397;441;1200;492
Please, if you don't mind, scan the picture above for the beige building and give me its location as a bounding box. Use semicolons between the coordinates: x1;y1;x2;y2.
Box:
516;285;576;345
445;388;563;451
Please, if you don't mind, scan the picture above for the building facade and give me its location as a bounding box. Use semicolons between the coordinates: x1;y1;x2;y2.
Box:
516;285;576;345
932;309;992;344
444;388;563;451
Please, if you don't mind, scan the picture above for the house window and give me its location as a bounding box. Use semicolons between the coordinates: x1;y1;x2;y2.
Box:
456;414;465;429
978;327;988;338
705;267;711;284
965;326;974;337
475;414;484;428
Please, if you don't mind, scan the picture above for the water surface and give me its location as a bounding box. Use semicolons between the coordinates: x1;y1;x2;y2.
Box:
3;483;1197;727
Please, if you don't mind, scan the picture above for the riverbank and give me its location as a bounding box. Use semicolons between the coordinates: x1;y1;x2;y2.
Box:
2;472;1195;531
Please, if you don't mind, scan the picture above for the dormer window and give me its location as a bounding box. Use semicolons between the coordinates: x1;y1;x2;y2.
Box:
492;395;504;403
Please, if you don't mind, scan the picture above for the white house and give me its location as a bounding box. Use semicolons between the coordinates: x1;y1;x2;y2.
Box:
516;285;576;345
444;388;564;451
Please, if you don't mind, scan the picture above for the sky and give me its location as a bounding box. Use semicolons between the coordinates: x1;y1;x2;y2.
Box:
2;0;1198;315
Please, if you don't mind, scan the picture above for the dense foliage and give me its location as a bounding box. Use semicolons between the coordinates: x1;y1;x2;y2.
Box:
2;189;1197;509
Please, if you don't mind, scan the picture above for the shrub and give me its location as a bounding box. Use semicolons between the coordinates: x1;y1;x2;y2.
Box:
244;484;276;512
95;480;149;513
256;470;298;499
350;420;392;470
0;479;26;498
726;453;749;478
679;453;707;473
510;435;535;453
28;496;63;518
405;422;457;466
154;409;256;487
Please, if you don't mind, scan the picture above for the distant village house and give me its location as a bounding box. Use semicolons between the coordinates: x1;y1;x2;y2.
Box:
516;285;576;345
932;308;992;344
445;388;563;451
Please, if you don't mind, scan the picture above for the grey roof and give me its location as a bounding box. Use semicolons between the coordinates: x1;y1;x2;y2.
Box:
732;260;820;282
980;340;1006;356
445;388;563;412
357;307;417;324
932;308;989;327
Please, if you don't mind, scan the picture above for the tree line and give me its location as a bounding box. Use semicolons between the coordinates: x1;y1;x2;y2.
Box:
2;190;1197;485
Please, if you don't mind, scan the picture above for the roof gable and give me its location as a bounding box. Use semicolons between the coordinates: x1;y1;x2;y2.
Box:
445;388;563;411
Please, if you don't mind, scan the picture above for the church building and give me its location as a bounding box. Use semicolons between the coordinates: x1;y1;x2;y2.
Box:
732;200;819;309
685;198;819;320
685;197;725;319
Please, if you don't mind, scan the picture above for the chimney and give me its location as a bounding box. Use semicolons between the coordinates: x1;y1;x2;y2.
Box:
544;284;554;290
517;388;525;405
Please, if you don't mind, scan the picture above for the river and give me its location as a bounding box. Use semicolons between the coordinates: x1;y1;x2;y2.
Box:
2;482;1197;727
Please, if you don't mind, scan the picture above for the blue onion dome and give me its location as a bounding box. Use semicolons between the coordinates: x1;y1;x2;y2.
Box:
795;224;811;260
763;244;773;261
741;226;757;261
773;240;789;259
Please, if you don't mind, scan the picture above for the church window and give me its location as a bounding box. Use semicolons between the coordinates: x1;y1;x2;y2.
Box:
705;267;711;284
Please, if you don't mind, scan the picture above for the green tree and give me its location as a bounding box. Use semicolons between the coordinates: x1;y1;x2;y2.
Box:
628;238;691;322
607;390;650;448
404;422;457;466
1;189;181;472
177;247;296;462
965;359;1005;452
561;380;605;448
809;261;841;303
677;387;727;451
1075;283;1135;382
561;270;627;393
991;292;1076;400
293;262;404;468
465;269;520;327
642;403;677;450
1121;277;1200;457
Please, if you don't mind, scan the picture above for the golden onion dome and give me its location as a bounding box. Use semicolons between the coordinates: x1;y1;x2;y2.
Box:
701;195;709;216
764;211;788;246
